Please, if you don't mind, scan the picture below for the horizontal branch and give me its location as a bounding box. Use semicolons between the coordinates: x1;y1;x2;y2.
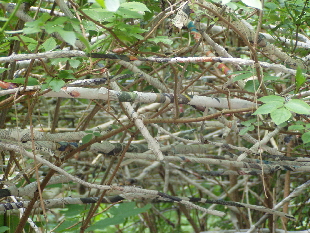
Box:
0;50;305;76
43;87;256;110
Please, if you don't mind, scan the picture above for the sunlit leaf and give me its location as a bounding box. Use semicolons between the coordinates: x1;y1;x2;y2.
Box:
285;99;310;114
148;36;173;45
295;66;306;93
232;72;253;82
82;134;93;144
253;102;283;115
288;125;305;131
258;95;284;103
120;2;150;12
42;37;57;51
58;30;76;46
241;0;262;9
95;0;106;8
270;108;292;125
302;131;310;143
49;79;65;92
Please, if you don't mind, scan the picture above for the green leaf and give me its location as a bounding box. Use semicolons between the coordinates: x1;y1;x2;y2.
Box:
49;79;65;92
0;68;8;74
288;125;305;131
45;25;62;34
58;30;76;46
241;0;262;9
85;216;124;231
59;70;75;80
120;2;150;13
240;118;256;126
295;66;306;93
0;226;9;233
93;132;101;136
148;36;173;45
23;78;38;86
69;59;81;68
41;76;53;90
253;102;283;115
76;33;91;52
51;17;69;26
302;131;310;143
244;80;259;92
61;205;85;218
86;202;151;232
55;220;81;232
232;72;253;82
285;99;310;114
5;77;38;86
239;125;254;135
258;95;284;103
51;58;69;66
117;8;144;18
24;13;51;34
263;75;280;81
23;27;41;34
265;2;278;10
10;35;38;44
41;37;56;51
95;0;106;8
270;107;292;125
82;134;93;144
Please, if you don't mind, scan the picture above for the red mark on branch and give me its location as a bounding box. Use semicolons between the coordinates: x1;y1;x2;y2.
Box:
217;63;230;75
0;81;17;89
69;91;80;97
129;56;138;61
112;47;127;53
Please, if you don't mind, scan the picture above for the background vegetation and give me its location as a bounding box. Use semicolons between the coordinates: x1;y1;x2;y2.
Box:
0;0;309;232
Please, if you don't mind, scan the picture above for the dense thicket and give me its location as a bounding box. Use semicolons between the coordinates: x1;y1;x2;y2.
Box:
0;0;309;232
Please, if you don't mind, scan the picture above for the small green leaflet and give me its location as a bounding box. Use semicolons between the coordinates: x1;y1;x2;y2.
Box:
82;134;93;144
148;36;173;45
239;125;254;135
285;99;310;114
69;59;81;68
0;226;10;233
58;30;76;46
58;70;75;80
295;66;306;93
41;37;56;51
258;95;284;103
302;132;310;143
288;125;304;131
95;0;106;8
121;2;151;12
232;72;253;82
5;77;38;86
49;79;65;92
270;107;291;125
85;202;151;231
252;102;283;115
0;68;7;74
